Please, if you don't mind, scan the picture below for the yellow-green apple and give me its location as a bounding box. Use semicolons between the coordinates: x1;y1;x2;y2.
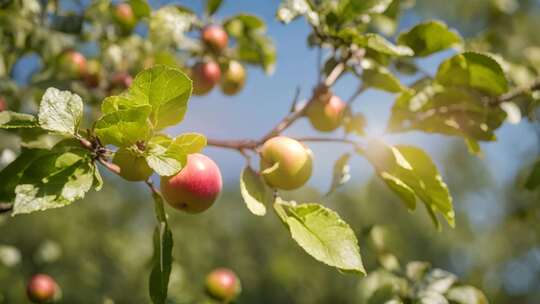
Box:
113;148;153;181
27;274;58;303
59;50;87;79
306;93;346;132
191;61;221;96
205;268;241;302
113;2;137;31
83;59;102;88
201;25;228;52
220;60;246;96
260;136;313;190
160;153;222;213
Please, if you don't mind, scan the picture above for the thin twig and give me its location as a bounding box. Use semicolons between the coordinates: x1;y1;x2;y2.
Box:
324;61;346;87
493;79;540;105
289;86;302;113
97;157;121;175
347;84;367;106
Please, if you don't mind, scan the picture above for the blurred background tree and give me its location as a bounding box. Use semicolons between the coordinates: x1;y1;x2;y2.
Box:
1;0;539;303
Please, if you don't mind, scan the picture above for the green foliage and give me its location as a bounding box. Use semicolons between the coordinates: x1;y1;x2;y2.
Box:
240;166;272;216
1;0;540;302
397;20;463;57
145;133;206;177
436;52;508;96
274;198;365;275
364;140;455;229
149;192;173;304
359;261;488;304
525;158;540;190
37;88;84;136
326;153;351;196
206;0;224;16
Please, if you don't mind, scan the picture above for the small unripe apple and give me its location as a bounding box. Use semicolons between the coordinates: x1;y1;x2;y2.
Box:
306;94;346;132
260;136;312;190
160;153;222;213
201;25;228;52
205;268;241;302
113;148;153;182
220;60;246;96
0;96;6;112
27;274;57;303
191;61;221;96
113;2;137;31
83;59;102;88
59;50;87;79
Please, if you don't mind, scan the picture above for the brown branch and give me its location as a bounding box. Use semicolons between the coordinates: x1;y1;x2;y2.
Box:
294;137;360;146
145;180;161;196
207;58;351;153
493;79;540;105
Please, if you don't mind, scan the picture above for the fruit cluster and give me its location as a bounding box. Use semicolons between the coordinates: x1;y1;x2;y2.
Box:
191;25;247;96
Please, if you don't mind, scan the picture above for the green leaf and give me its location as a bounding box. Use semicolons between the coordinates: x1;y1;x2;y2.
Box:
94;105;153;147
360;34;414;57
362;60;406;93
145;133;206;176
224;14;265;38
397;20;462;57
128;0;151;18
446;286;488;304
10;140;97;216
240;166;271;216
0;149;48;202
344;112;366;136
274;199;365;274
38;88;83;135
525;159;540;190
325;153;351;196
236;35;277;74
388;85;507;141
0;111;37;129
129;65;192;130
339;0;393;17
436;52;508;96
206;0;223;16
149;192;173;304
365;140;455;229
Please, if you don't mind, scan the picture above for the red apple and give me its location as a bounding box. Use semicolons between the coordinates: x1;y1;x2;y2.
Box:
83;59;102;88
0;96;6;112
191;61;221;96
260;136;313;190
205;268;242;302
306;94;346;132
201;25;228;52
160;153;222;213
220;60;246;96
59;50;87;79
108;71;133;95
113;3;137;31
27;274;57;303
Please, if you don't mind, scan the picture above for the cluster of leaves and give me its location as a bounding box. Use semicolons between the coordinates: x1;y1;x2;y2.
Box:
359;261;488;304
0;64;207;303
